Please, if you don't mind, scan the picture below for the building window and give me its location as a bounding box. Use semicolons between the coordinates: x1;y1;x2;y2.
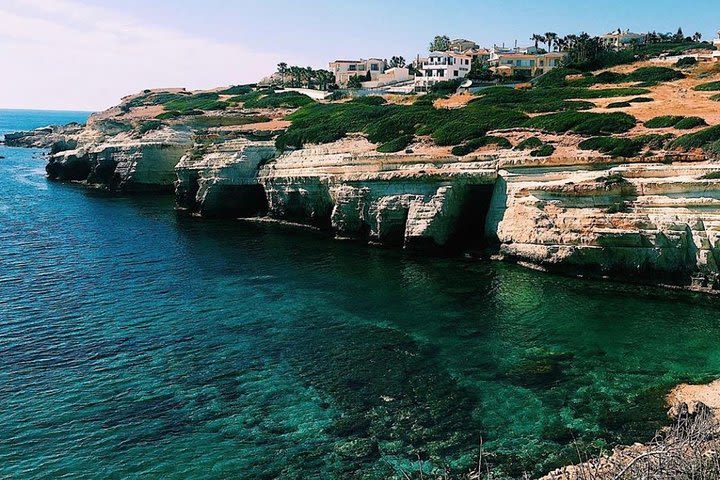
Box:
358;65;366;71
454;71;459;77
439;70;445;77
348;65;357;71
370;63;379;71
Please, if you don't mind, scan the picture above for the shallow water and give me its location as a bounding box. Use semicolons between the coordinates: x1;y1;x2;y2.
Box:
2;110;720;479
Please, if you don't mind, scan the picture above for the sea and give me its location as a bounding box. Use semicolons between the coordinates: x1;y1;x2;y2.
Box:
2;109;720;479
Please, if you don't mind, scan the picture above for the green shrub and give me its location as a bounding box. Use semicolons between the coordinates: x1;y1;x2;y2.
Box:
155;111;183;120
188;115;271;128
526;111;636;135
626;66;684;83
675;57;698;68
533;68;583;88
430;79;464;94
645;116;685;128
694;81;720;92
670;125;720;151
629;97;654;103
674;117;708;130
531;144;555;157
607;102;631;108
598;173;630;187
701;171;720;180
712;94;720;102
237;91;314;109
138;120;162;134
377;135;413;153
580;135;672;157
452;136;512;156
515;137;544;150
164;93;228;112
352;96;387;106
219;85;253;95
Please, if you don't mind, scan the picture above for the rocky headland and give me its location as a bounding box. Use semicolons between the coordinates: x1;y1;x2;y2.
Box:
7;60;720;293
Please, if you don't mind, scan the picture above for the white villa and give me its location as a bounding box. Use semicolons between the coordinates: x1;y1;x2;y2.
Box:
329;58;385;87
600;29;646;50
361;67;413;89
414;51;473;91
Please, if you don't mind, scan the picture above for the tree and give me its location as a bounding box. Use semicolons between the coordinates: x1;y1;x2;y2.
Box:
364;70;372;82
389;56;406;68
544;32;558;51
288;66;303;87
347;75;363;89
314;69;334;91
693;32;703;42
531;34;546;49
674;27;685;43
562;33;610;70
429;35;450;52
277;62;288;86
467;58;496;81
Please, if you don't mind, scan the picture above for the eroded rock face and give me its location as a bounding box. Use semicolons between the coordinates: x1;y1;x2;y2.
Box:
175;139;277;216
3;124;84;150
489;161;720;287
46;127;193;192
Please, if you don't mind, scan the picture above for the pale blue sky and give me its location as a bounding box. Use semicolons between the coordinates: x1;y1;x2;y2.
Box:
2;0;719;110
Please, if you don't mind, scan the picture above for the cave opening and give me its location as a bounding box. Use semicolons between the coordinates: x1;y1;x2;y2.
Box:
448;184;496;253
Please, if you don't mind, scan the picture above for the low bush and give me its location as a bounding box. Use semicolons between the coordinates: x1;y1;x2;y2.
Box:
377;135;413;153
515;137;544;150
712;94;720;102
645;116;686;128
607;101;631;108
579;134;672;157
138;120;162;135
694;81;720;92
164;93;228;112
626;66;684;84
352;96;387;106
629;97;654;103
526;111;637;135
530;144;555;157
675;57;698;68
219;85;253;95
598;173;630;187
188;115;271;128
236;91;314;109
670;125;720;151
155;111;183;120
701;171;720;180
451;136;512;156
430;79;464;95
675;117;708;130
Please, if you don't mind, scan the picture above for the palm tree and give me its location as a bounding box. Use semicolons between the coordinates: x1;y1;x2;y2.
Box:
288;66;302;88
277;62;288;86
314;70;333;91
531;34;545;50
555;37;567;52
544;32;558;52
693;32;703;42
303;67;315;89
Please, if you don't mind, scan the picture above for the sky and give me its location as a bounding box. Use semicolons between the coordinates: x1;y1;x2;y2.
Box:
1;0;719;111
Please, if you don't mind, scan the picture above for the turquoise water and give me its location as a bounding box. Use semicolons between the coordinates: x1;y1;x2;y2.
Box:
2;110;720;479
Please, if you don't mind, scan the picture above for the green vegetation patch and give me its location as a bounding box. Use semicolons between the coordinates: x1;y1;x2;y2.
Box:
451;136;511;156
138;120;162;135
275;100;529;151
155;111;183;120
711;94;720;102
123;92;186;110
675;57;698;68
645;116;685;128
674;117;708;130
230;90;314;109
219;85;253;95
701;171;720;180
188;115;271;129
580;134;672;157
351;96;387;106
164;93;229;112
530;144;555;157
693;81;720;92
526;111;637;136
570;67;683;88
377;135;413;153
607;102;631;109
515;137;544;150
670;125;720;151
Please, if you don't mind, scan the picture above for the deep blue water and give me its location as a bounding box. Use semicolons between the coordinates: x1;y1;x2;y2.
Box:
2;109;720;479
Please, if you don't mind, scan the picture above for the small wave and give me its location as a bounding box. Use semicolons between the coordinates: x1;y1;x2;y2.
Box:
13;172;48;191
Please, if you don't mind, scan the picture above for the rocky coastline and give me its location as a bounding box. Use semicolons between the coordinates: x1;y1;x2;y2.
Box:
7;65;720;295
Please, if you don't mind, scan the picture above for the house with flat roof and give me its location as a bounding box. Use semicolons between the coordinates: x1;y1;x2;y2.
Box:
489;51;565;78
329;58;385;87
601;29;646;50
414;51;474;91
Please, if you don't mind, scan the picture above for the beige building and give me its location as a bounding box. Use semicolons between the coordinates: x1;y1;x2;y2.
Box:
449;38;480;53
329;58;385;87
601;29;646;50
361;67;413;89
490;51;565;78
